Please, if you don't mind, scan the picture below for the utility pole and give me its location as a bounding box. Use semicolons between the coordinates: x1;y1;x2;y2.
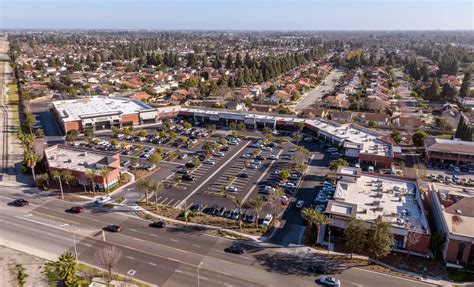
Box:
327;227;331;255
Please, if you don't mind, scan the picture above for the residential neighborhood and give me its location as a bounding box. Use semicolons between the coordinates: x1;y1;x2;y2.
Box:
0;2;473;286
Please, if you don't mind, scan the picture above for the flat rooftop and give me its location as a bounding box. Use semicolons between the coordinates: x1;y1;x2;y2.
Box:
53;96;152;122
332;174;429;232
180;107;392;157
45;145;117;173
434;183;474;238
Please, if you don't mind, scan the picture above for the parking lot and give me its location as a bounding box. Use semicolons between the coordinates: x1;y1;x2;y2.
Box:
72;119;348;230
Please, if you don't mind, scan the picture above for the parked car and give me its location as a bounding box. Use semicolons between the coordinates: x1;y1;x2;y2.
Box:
203;159;215;165
238;172;249;178
262;214;273;225
295;200;304;208
215;152;225;157
231;209;240;220
179;153;188;159
104;224;122;232
189;203;203;212
146;164;157;171
217;207;227;217
267;155;279;160
185;162;196;168
226;186;238;192
182;174;196;181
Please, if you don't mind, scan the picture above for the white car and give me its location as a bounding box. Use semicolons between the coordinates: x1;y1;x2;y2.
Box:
319;276;341;286
146;164;157;171
262;214;273;226
179;153;188;159
262;146;273;151
264;186;275;192
284;182;296;189
203;159;215;165
295;200;304;208
95;196;111;204
226;186;238;192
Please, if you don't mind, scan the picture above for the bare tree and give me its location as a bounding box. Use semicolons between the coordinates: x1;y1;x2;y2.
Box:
406;224;422;257
95;246;122;282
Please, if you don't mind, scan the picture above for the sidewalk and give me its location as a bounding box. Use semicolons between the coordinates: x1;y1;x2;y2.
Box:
303;246;451;286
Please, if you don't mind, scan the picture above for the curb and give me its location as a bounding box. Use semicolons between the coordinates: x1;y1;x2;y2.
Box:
135;207;263;242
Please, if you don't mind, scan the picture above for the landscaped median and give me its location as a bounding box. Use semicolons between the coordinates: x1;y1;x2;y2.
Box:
135;204;267;241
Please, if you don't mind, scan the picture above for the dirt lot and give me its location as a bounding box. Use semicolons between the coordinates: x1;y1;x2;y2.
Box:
0;245;48;287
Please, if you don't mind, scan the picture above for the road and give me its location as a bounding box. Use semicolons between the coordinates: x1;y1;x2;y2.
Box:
0;183;435;286
0;37;9;176
268;140;331;246
295;68;345;111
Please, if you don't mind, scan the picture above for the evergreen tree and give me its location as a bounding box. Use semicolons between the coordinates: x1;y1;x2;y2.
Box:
425;79;441;101
440;83;457;102
459;72;471;98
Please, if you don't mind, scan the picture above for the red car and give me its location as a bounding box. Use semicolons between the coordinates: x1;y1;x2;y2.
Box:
69;206;85;213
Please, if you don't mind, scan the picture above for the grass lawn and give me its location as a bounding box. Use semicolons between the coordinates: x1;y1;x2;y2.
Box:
7;82;20;126
76;262;150;287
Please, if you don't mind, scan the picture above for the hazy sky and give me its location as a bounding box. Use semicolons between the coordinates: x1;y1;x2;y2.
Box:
1;0;473;30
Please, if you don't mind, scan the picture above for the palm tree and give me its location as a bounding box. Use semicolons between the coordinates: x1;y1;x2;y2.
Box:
149;181;164;210
232;197;244;232
51;170;65;199
137;179;152;205
301;208;328;245
99;167;111;193
23;150;39;180
84;169;97;195
44;252;77;286
249;197;266;229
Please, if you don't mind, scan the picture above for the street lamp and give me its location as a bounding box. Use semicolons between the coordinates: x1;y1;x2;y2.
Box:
197;261;203;287
72;230;79;259
327;227;331;255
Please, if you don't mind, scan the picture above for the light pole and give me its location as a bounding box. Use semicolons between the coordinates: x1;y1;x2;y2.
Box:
197;261;203;287
327;227;331;255
73;230;79;259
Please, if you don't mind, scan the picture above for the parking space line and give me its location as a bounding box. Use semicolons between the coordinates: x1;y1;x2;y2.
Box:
173;200;181;207
159;197;169;204
166;199;175;206
242;149;283;203
176;141;250;208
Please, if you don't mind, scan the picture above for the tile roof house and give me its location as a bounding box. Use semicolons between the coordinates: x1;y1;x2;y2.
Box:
270;90;291;104
360;113;390;126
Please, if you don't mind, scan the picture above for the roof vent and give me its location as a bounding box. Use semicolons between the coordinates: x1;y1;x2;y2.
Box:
456;209;462;214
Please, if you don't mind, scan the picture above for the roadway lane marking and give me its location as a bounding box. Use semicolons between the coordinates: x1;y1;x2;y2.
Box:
242;149;283;203
176;141;250;208
192;244;200;248
126;256;135;260
83;243;92;247
175;270;184;274
32;210;79;225
150;234;157;237
130;229;137;232
200;276;208;280
170;239;179;242
149;262;157;266
353;267;434;285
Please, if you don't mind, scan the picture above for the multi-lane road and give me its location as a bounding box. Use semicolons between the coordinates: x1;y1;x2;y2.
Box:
0;184;434;287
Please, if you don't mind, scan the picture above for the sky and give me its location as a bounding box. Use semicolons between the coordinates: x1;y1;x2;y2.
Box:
0;0;473;30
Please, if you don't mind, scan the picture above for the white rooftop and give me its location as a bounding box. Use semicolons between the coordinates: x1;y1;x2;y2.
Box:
53;96;152;122
45;146;116;173
180;107;392;157
333;174;429;232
